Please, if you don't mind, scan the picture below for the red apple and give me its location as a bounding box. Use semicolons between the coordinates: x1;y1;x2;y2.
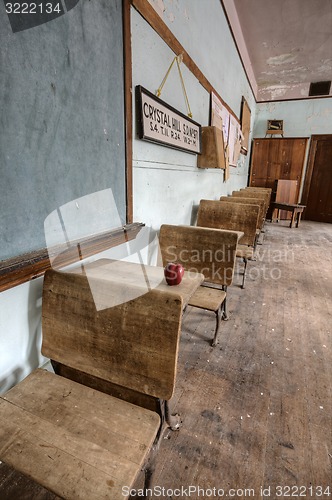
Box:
164;262;184;286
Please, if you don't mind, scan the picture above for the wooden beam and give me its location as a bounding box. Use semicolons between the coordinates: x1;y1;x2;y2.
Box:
131;0;239;123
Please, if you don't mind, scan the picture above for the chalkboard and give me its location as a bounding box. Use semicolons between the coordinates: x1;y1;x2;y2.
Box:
0;0;126;261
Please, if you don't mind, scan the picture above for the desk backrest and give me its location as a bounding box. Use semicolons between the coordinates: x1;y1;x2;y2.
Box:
197;199;259;247
244;187;272;195
241;187;272;208
42;269;182;400
159;224;240;287
220;196;265;230
244;187;272;193
232;190;269;216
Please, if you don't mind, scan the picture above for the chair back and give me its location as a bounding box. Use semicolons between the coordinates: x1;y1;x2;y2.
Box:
159;224;240;287
197;199;259;247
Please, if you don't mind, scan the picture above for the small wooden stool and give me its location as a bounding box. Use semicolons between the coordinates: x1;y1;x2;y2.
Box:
272;202;306;228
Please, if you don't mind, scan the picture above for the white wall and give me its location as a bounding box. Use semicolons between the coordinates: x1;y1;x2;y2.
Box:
254;98;332;138
132;0;256;230
0;278;46;393
253;98;332;197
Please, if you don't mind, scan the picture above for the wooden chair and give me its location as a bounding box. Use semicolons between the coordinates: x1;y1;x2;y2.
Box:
273;179;297;220
159;224;241;346
0;269;183;499
197;199;260;289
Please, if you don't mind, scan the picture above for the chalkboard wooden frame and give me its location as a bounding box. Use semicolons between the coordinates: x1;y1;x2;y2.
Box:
0;223;144;293
1;0;134;292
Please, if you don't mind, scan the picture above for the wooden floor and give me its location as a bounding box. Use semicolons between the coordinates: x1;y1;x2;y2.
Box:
134;220;332;498
1;220;331;499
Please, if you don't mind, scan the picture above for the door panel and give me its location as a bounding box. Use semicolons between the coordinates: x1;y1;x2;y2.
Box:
249;138;308;218
304;138;332;222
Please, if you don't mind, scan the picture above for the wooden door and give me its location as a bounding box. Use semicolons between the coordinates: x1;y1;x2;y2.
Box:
249;138;279;189
278;139;306;182
302;135;332;223
249;138;308;218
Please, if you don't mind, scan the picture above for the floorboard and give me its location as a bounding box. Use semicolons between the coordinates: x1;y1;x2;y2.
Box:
137;220;332;498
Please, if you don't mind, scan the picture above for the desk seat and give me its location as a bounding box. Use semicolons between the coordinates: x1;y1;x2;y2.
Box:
236;245;255;259
0;369;160;499
189;286;226;311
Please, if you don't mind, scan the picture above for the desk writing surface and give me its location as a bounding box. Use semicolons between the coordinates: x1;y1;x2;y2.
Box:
69;259;204;309
272;202;305;210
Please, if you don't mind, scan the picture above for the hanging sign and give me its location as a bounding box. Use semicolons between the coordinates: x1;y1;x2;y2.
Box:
136;86;201;154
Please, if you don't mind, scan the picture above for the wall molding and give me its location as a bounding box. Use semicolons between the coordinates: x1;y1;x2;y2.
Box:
123;0;134;223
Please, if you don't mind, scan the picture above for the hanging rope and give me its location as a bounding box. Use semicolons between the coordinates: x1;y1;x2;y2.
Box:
156;57;176;97
156;54;193;118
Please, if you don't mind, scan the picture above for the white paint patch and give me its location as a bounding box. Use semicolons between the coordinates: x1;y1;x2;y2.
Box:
168;11;175;22
267;52;298;66
183;8;189;20
260;84;289;99
261;66;308;77
317;59;332;73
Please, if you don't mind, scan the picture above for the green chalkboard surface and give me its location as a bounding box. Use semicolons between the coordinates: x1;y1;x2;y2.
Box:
0;0;126;261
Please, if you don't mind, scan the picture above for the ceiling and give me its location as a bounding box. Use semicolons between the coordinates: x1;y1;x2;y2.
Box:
222;0;332;102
